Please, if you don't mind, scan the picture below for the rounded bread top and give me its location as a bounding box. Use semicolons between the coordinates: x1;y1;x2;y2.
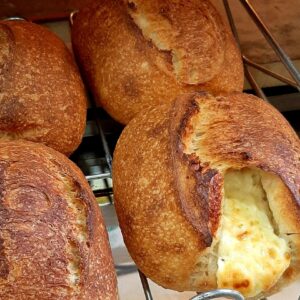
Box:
0;21;87;156
72;0;244;124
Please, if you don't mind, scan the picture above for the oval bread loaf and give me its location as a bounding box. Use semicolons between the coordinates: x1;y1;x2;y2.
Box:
113;92;300;299
72;0;244;124
0;20;87;156
0;140;118;299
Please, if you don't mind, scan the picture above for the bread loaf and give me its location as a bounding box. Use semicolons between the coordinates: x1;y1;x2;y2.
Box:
0;140;118;299
0;20;87;156
71;0;244;124
113;92;300;299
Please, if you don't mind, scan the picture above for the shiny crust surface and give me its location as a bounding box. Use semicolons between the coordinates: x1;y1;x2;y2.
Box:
72;0;243;124
0;21;87;156
0;141;117;299
113;92;300;294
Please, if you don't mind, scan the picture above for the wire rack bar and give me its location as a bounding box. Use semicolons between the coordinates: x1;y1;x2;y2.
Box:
86;173;111;180
243;56;299;88
239;0;300;90
139;270;154;300
191;290;244;300
2;16;28;21
223;0;269;102
90;102;113;174
245;66;269;101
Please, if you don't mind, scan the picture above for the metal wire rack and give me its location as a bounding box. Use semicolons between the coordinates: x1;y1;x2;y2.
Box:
3;0;300;299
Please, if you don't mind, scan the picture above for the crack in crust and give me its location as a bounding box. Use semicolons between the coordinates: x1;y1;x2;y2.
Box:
0;238;9;280
126;0;226;84
170;93;223;245
0;23;14;89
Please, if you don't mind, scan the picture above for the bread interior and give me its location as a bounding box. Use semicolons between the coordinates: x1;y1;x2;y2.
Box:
57;174;88;289
126;1;195;84
217;168;291;298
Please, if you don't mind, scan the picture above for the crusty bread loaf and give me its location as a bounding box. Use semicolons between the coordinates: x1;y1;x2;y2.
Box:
113;92;300;299
71;0;244;124
0;20;87;156
0;140;118;299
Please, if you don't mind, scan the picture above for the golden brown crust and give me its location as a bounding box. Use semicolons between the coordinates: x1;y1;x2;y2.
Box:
72;0;243;124
0;140;117;299
114;103;208;291
0;21;87;156
113;92;300;295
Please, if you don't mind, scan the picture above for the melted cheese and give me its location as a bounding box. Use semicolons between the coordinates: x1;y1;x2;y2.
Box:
217;169;291;297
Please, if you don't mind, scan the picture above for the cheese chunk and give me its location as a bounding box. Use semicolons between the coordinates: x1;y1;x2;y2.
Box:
217;169;291;297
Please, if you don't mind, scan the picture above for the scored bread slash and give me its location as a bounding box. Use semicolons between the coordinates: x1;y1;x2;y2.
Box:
112;91;300;299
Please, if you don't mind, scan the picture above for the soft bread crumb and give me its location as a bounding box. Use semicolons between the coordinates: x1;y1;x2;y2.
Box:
67;241;81;286
217;168;291;297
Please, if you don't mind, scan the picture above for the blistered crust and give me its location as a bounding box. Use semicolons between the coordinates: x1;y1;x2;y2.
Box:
0;21;87;156
72;0;243;124
0;141;117;299
113;92;300;296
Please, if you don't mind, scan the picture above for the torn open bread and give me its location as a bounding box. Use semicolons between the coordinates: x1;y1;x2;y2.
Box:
0;140;118;299
71;0;243;124
113;92;300;298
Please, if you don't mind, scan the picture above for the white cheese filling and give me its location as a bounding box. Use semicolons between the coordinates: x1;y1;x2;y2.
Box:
217;169;291;297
